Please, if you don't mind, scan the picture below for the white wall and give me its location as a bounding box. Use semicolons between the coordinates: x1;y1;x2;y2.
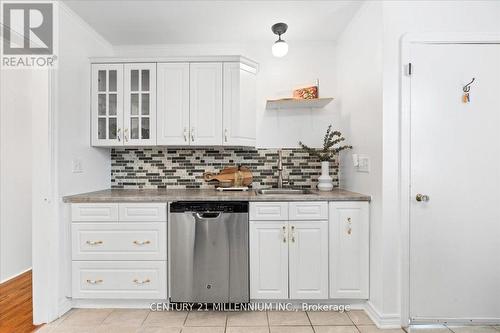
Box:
31;3;114;323
383;0;500;318
114;42;341;148
335;0;384;320
336;1;500;326
56;1;114;308
0;69;33;282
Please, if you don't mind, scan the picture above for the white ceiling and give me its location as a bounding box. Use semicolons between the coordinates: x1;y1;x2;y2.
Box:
63;0;363;45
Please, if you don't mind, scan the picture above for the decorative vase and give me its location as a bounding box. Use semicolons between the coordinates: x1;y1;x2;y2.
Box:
317;161;334;191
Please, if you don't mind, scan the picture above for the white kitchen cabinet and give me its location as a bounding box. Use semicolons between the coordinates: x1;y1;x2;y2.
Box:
71;203;167;300
91;63;156;147
72;222;166;261
250;221;288;299
91;64;124;147
72;261;166;299
91;57;257;147
72;203;119;222
249;202;329;300
223;63;256;146
250;202;288;221
123;63;157;146
118;203;167;222
157;63;190;145
329;201;369;299
189;63;223;145
289;220;329;299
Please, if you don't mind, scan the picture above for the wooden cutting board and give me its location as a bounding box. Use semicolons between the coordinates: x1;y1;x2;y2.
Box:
203;166;253;186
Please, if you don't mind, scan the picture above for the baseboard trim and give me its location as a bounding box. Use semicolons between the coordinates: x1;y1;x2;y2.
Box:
58;298;72;318
0;267;32;284
364;301;401;329
71;299;168;309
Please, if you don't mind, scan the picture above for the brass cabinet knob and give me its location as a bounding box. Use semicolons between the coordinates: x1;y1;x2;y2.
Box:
86;240;103;245
133;240;151;245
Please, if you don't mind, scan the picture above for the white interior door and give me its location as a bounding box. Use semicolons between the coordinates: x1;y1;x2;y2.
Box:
410;44;500;322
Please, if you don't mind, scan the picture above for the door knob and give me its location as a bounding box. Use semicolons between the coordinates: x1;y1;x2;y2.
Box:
416;194;430;202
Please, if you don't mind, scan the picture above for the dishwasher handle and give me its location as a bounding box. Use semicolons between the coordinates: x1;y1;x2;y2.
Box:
193;212;223;219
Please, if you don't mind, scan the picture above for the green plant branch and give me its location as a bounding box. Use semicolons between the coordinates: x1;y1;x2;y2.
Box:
299;124;352;162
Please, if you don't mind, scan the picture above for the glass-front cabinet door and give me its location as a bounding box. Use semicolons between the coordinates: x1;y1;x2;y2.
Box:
91;64;123;146
123;63;157;146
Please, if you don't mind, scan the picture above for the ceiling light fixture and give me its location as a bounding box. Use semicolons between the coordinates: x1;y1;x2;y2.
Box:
271;22;288;58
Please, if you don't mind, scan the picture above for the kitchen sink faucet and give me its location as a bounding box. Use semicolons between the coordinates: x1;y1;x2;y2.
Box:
277;149;285;188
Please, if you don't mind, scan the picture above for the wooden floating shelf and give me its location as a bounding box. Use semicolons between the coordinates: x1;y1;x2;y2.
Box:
266;97;334;110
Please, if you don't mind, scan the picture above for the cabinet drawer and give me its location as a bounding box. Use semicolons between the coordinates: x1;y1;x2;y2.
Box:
289;202;328;220
119;203;166;222
250;202;288;220
72;223;166;261
72;261;166;299
72;204;118;222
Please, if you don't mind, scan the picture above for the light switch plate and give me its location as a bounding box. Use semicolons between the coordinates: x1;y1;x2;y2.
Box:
72;159;83;173
357;155;370;173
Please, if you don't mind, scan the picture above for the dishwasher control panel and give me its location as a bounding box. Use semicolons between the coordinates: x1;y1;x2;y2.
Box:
170;201;248;213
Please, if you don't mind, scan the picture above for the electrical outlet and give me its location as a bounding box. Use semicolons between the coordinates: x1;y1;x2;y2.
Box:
72;159;83;173
357;155;370;173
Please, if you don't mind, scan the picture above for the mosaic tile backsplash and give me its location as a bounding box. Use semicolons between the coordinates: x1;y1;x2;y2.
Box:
111;148;339;189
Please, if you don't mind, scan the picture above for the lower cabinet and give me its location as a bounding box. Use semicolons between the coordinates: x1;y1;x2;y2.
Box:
72;261;166;299
329;201;369;299
289;220;329;299
250;201;369;300
249;202;329;300
249;221;289;299
71;203;167;300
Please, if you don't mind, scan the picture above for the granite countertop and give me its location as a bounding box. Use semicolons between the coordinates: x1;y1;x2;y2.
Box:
62;188;371;203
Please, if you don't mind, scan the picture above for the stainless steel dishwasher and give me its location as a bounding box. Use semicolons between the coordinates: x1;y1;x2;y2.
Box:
169;201;249;303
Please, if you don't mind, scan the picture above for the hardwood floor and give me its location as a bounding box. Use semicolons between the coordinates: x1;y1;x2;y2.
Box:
0;270;40;333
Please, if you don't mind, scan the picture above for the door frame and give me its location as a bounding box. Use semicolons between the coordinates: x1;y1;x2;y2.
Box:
400;32;500;327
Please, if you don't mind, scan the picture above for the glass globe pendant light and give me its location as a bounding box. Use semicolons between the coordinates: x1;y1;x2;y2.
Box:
271;23;288;58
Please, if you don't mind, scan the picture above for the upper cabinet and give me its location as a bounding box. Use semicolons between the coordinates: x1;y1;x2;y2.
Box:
123;63;157;146
157;63;190;145
91;63;157;147
91;64;123;147
223;63;256;146
189;63;223;146
91;56;258;148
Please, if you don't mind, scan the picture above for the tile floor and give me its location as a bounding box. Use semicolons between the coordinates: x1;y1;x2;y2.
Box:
35;309;500;333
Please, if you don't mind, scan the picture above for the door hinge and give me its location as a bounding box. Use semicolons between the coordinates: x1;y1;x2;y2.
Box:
407;63;412;76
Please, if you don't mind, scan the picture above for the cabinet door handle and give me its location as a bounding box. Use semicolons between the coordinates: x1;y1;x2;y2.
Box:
133;240;151;246
224;128;228;143
133;278;151;284
86;240;103;246
86;279;103;284
291;225;296;243
124;128;129;142
117;128;121;142
347;217;352;235
282;225;287;243
191;127;195;142
183;127;188;142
